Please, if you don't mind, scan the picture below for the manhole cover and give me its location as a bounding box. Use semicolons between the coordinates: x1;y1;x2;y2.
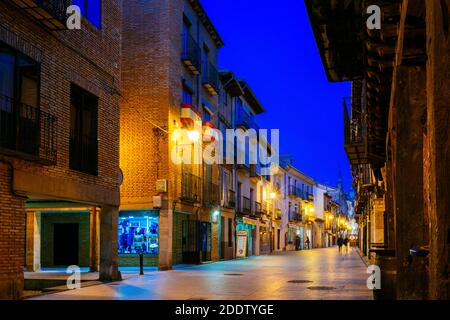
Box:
307;286;336;291
288;280;313;284
224;273;244;276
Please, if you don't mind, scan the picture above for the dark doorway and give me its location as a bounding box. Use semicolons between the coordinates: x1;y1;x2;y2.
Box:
220;216;225;260
277;229;281;250
200;222;212;262
53;223;79;266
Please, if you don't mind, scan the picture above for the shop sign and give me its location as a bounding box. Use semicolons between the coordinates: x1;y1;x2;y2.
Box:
236;230;248;257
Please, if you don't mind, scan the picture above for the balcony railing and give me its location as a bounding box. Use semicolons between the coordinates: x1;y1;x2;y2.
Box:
288;185;302;198
11;0;71;30
227;189;236;208
203;181;220;207
181;33;201;75
202;61;219;95
254;201;262;217
181;171;201;203
343;97;368;165
242;196;251;214
236;107;257;130
274;208;282;220
262;200;269;215
0;94;57;164
289;211;302;222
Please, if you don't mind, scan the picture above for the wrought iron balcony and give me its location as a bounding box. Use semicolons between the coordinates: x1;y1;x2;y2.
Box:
180;171;201;203
181;33;201;75
202;61;219;95
289;211;302;222
203;181;220;207
236;107;256;130
254;201;262;217
241;196;251;214
227;189;236;208
288;185;305;199
0;94;57;164
11;0;71;30
344;97;368;165
274;208;282;220
262;200;268;215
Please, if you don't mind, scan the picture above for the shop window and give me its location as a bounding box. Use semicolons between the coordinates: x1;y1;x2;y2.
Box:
118;211;159;255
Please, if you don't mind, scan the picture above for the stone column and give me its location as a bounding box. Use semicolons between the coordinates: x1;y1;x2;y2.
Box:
158;208;173;271
426;0;450;300
99;205;121;281
25;210;41;272
89;207;100;272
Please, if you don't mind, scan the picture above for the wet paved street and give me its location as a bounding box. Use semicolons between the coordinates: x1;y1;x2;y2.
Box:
31;247;372;300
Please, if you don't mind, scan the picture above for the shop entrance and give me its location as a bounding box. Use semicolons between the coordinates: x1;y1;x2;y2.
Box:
53;223;79;266
182;220;211;264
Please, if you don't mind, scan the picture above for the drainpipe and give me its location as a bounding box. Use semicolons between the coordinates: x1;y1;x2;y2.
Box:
0;159;28;199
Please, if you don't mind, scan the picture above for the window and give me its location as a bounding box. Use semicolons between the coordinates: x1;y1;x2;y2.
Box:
73;0;102;29
119;211;159;255
0;42;39;107
0;41;40;155
70;84;98;175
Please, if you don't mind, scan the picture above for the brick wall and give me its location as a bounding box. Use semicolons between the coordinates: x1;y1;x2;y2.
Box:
0;163;26;300
0;1;122;204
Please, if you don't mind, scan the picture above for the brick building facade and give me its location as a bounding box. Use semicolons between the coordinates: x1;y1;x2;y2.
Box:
0;1;122;299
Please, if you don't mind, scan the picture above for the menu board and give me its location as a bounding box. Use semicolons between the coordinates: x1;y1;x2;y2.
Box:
236;230;248;257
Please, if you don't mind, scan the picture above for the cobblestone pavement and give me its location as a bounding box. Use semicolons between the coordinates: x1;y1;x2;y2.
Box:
31;247;373;300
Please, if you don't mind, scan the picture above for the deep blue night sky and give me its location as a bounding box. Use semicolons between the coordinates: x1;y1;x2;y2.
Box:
201;0;352;190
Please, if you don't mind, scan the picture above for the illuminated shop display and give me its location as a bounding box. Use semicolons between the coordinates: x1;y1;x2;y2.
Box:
118;211;159;255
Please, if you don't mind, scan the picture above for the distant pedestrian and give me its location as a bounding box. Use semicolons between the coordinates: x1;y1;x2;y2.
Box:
337;237;344;253
295;235;301;250
305;237;310;250
344;237;349;253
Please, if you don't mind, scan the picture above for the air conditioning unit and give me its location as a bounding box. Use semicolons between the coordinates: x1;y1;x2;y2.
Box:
156;179;168;193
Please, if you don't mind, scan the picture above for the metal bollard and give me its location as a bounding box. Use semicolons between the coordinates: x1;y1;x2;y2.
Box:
139;253;144;275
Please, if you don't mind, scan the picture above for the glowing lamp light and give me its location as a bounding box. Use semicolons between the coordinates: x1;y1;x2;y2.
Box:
270;192;277;199
187;130;200;142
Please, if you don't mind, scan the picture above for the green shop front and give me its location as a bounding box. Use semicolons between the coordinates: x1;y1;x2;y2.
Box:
236;216;257;256
118;210;159;267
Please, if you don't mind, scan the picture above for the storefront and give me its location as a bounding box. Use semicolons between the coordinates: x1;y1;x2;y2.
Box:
118;210;159;267
236;217;257;256
287;225;304;250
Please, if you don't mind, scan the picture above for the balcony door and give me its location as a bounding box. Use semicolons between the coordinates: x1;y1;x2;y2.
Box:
0;42;39;154
70;84;98;175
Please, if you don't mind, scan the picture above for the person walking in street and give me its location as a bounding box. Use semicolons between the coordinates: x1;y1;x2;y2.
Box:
337;236;344;253
305;236;310;250
295;235;301;251
344;237;349;253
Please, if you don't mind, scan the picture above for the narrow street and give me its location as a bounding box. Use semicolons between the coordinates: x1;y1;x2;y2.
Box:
31;247;372;300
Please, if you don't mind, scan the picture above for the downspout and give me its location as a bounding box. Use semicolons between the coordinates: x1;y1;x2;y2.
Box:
0;159;28;199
